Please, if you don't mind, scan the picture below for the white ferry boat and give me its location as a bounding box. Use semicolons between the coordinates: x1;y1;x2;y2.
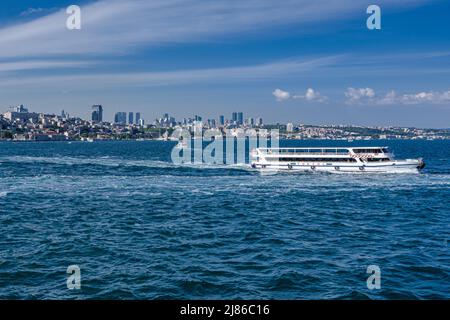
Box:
250;147;425;173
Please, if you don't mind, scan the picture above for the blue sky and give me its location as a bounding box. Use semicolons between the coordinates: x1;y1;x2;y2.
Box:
0;0;449;127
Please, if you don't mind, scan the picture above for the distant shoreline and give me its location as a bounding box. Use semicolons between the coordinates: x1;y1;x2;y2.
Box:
1;138;449;143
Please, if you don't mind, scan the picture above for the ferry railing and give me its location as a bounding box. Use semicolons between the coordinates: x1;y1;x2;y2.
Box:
256;148;350;155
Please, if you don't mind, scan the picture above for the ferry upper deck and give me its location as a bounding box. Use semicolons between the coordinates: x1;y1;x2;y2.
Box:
254;147;392;157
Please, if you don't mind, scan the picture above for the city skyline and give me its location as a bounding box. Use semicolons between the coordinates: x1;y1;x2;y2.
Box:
0;1;449;127
4;103;450;129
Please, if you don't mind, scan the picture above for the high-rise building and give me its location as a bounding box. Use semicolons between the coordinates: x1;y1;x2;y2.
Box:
219;115;225;126
194;115;202;122
207;119;216;128
138;118;145;126
13;104;28;113
114;112;127;125
256;117;263;127
237;112;244;125
91;105;103;123
135;112;141;124
286;122;294;132
232;112;237;123
128;112;134;125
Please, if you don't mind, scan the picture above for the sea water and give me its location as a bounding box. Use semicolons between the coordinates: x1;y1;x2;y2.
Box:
0;140;448;299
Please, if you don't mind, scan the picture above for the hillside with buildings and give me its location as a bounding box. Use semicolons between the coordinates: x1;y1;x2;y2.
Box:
1;105;449;141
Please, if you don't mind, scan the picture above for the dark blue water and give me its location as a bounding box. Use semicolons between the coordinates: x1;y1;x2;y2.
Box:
0;140;449;299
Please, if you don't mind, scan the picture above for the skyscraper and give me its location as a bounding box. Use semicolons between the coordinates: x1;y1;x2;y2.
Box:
114;112;127;125
232;112;237;123
237;112;244;125
207;119;216;128
128;112;134;125
286;122;294;132
135;112;141;124
219;115;225;126
91;105;103;123
256;117;263;127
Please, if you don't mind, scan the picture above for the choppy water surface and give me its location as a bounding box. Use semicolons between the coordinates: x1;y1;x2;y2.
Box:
0;140;449;299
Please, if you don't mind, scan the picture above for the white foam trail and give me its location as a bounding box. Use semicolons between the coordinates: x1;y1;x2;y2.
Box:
0;155;253;171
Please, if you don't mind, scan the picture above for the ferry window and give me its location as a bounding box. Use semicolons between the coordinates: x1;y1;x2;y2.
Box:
355;149;381;153
367;158;390;162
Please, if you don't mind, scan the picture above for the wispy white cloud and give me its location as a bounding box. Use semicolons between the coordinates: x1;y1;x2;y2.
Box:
273;88;290;101
273;87;327;102
19;7;55;17
345;87;450;105
382;90;450;105
345;87;376;104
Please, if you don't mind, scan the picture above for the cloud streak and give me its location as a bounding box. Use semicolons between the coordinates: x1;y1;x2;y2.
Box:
0;0;431;59
0;60;92;72
0;56;339;89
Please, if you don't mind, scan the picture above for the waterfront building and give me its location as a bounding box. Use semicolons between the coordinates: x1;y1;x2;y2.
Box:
135;112;141;124
219;115;225;126
91;105;103;123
